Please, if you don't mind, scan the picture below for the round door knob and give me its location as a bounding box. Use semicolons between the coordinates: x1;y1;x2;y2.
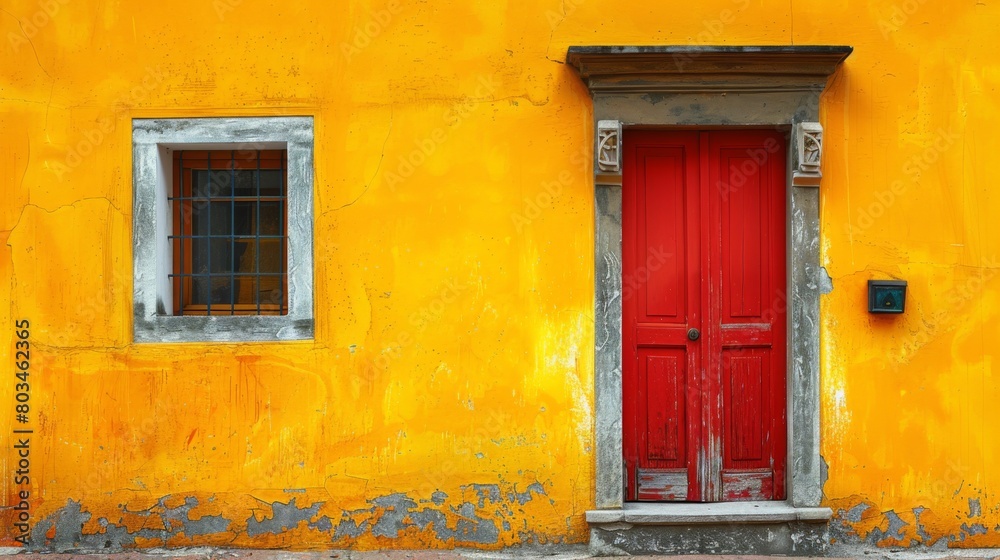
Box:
687;328;700;341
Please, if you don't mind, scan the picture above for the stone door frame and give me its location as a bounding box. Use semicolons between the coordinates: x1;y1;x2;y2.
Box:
567;46;852;511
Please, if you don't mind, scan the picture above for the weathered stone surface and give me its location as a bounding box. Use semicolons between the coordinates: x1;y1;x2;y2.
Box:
589;520;831;556
586;501;833;524
594;184;623;510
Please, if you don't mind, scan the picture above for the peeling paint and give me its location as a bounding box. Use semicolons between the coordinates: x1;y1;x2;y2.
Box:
28;497;233;551
843;502;870;523
866;510;908;544
333;516;369;540
29;500;90;551
246;499;323;538
961;523;989;537
819;455;829;493
511;482;547;505
429;491;447;505
465;484;503;509
20;485;556;551
969;498;983;518
819;266;834;294
830;498;1000;549
913;506;932;543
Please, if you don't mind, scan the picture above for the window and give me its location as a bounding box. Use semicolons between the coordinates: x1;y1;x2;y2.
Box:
133;117;313;342
171;150;288;316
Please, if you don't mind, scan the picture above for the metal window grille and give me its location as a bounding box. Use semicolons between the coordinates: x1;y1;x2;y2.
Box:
169;149;288;316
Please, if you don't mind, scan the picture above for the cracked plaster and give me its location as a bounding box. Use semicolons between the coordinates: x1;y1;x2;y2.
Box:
27;483;555;551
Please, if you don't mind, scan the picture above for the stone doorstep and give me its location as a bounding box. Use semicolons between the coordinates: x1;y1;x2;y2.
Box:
587;502;834;556
586;500;834;525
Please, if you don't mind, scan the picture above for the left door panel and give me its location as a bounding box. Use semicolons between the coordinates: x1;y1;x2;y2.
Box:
623;132;703;502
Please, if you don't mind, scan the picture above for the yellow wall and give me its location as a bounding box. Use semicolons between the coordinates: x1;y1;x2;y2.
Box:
0;0;997;549
819;1;1000;547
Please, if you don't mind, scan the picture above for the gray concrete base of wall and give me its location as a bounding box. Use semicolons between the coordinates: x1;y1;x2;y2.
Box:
587;502;833;556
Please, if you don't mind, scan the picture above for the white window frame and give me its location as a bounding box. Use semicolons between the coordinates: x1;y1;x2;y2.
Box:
132;117;314;343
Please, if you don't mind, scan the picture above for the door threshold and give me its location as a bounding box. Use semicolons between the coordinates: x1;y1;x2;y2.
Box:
586;500;832;525
587;501;833;555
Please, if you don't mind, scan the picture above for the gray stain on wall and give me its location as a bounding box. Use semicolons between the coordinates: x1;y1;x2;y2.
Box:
30;497;233;551
246;498;322;537
28;482;549;551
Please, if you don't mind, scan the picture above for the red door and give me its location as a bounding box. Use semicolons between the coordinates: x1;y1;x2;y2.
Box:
622;129;787;502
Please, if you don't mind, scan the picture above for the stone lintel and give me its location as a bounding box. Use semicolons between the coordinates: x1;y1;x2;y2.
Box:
567;45;853;93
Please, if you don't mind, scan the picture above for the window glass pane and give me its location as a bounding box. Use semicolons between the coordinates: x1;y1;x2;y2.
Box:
258;240;282;273
191;275;210;305
234;276;257;305
208;276;233;305
212;202;234;236
234;202;254;236
259;202;283;235
191;202;208;235
258;277;283;307
194;169;233;198
192;170;208;198
233;239;253;273
191;202;232;236
191;238;210;275
235;170;255;196
259;169;283;196
210;238;231;273
191;238;231;274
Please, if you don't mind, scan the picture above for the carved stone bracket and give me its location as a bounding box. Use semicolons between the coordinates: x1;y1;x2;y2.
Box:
597;120;622;174
793;122;823;187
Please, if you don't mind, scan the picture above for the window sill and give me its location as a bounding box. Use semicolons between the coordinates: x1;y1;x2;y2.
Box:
133;314;313;343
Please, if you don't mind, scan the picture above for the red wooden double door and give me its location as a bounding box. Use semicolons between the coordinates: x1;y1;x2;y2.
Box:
622;130;787;502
